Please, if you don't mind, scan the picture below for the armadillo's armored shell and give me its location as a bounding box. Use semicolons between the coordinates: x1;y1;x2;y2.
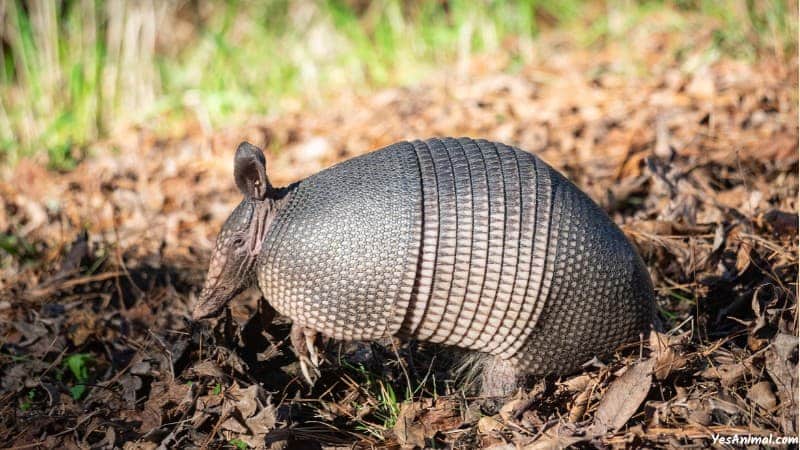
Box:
258;138;654;374
258;145;422;341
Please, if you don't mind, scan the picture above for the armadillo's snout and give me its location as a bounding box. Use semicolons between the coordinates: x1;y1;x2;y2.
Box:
192;287;219;320
192;252;238;320
192;276;249;320
193;277;249;320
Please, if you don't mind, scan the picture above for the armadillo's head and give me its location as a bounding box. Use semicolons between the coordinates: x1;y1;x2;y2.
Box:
192;142;280;320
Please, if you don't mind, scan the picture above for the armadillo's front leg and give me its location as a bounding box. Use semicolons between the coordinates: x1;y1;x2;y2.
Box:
481;356;523;398
290;323;321;385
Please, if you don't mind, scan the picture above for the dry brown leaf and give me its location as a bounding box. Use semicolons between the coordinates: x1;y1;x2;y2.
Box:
760;209;798;237
568;387;592;423
122;442;158;450
393;398;462;447
53;231;91;280
686;399;713;426
484;444;515;450
522;424;589;450
734;241;752;275
649;331;688;380
765;334;799;425
221;384;264;427
190;393;223;428
699;363;747;387
218;383;276;447
686;69;716;99
560;373;594;393
244;406;277;437
499;399;525;422
188;360;226;379
140;379;191;433
65;309;98;346
593;358;654;433
747;381;778;411
222;384;259;423
477;416;504;434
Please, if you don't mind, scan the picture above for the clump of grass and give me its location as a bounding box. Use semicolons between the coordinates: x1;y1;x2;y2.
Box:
61;352;93;400
0;0;795;169
684;0;796;60
0;0;563;168
343;360;406;439
1;0;171;169
0;233;38;265
19;389;35;411
229;438;249;450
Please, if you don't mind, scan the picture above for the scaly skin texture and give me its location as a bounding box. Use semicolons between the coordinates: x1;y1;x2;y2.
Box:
194;138;656;396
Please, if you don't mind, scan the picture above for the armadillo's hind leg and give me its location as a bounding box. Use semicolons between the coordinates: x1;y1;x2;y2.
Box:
480;356;524;398
290;323;321;385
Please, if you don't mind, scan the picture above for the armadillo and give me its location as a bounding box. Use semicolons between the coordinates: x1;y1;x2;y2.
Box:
192;137;655;396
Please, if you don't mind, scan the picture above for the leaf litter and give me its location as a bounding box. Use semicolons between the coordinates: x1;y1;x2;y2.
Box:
1;17;797;449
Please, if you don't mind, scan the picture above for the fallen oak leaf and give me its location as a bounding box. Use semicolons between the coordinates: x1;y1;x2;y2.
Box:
760;209;798;237
568;386;593;423
219;383;276;447
698;363;748;387
559;373;595;393
187;360;226;379
243;405;276;437
649;330;689;380
190;392;223;428
593;358;654;434
139;379;192;433
746;381;777;411
394;398;462;448
522;422;591;450
221;383;260;432
477;415;504;435
765;333;798;432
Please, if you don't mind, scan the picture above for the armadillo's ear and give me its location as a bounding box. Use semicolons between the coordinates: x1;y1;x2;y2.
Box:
234;142;271;200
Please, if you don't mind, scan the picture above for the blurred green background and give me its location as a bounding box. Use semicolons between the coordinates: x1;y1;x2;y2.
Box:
0;0;795;169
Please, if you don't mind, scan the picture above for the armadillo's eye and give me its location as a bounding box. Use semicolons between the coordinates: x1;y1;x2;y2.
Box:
232;238;245;247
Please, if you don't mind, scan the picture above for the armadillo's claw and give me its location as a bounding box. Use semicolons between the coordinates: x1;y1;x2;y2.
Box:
291;323;322;386
298;354;321;385
306;333;320;367
299;357;312;385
